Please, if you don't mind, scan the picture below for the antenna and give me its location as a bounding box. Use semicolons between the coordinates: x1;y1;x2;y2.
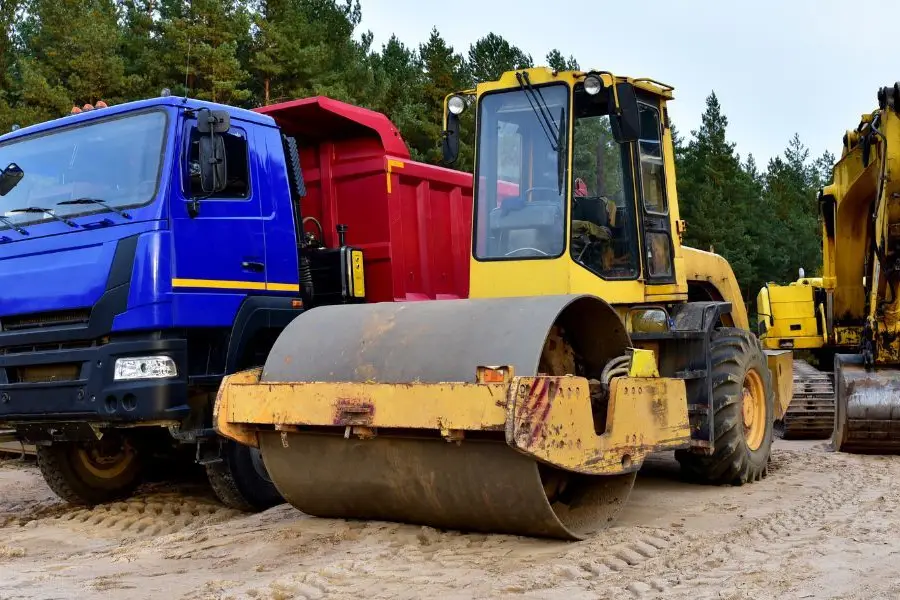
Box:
183;0;193;100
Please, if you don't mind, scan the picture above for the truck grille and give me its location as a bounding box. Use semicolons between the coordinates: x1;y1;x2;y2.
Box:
0;309;91;332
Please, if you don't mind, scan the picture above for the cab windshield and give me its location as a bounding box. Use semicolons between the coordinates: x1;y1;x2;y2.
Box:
473;83;569;260
0;110;167;229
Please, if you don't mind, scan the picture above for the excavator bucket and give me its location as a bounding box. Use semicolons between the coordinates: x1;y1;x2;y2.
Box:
214;295;692;540
833;354;900;453
776;359;835;439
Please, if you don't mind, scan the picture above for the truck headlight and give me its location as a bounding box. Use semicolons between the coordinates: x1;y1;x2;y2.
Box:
114;356;177;381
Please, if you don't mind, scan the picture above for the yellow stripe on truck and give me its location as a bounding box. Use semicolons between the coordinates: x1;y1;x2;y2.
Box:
172;278;300;292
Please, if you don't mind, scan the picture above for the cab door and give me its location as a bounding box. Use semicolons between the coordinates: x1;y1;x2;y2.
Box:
170;116;267;313
635;99;676;285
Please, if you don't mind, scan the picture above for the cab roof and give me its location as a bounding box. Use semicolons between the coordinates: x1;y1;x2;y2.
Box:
0;96;277;144
480;67;675;100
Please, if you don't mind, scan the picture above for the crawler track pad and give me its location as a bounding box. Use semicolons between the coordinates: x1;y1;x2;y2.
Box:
259;432;636;540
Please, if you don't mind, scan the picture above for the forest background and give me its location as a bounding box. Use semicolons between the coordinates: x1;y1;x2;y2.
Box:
0;0;835;324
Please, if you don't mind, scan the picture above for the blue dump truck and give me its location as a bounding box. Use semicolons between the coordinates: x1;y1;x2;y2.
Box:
0;95;386;509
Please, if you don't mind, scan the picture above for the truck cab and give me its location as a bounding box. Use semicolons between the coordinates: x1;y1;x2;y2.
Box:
0;94;473;508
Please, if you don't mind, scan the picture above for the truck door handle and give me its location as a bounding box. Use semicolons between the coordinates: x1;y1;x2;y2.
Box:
241;261;265;273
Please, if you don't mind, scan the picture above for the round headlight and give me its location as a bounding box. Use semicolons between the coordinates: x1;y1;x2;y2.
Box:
584;74;603;96
448;95;466;115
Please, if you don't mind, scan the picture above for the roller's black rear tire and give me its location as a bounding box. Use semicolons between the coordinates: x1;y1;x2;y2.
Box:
206;439;283;511
36;439;142;505
676;328;774;485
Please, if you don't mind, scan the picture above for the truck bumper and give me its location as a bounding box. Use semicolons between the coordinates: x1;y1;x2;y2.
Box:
0;335;190;440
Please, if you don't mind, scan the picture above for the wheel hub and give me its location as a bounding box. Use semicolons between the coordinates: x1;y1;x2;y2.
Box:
742;369;766;451
76;442;135;480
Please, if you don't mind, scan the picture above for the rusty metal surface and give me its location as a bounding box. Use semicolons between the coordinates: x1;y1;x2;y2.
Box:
224;378;508;432
765;350;794;420
260;431;636;540
262;295;629;384
507;376;690;474
833;354;900;453
776;359;835;440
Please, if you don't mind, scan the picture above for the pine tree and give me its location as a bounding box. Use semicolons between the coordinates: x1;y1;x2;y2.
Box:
467;33;532;84
418;27;471;167
545;49;579;71
119;0;167;100
676;91;759;297
0;0;20;130
368;35;429;160
154;0;252;105
19;0;125;108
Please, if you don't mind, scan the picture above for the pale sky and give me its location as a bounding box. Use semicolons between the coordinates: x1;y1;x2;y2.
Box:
359;0;899;167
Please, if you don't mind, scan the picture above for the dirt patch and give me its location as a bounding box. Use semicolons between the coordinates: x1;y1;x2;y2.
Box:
1;440;898;599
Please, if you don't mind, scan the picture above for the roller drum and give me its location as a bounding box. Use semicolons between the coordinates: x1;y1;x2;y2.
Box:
260;432;636;540
258;295;636;539
262;295;628;385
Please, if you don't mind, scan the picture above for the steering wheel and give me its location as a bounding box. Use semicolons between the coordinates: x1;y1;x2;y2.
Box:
505;247;550;257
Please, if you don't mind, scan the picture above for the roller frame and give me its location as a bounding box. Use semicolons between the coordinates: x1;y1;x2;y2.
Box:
215;368;691;476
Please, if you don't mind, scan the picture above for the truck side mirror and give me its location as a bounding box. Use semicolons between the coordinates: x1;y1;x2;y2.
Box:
609;83;641;144
442;113;460;165
199;136;227;194
195;108;231;197
0;163;23;197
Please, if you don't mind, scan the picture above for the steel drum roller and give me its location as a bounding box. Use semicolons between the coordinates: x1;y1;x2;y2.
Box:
257;295;637;539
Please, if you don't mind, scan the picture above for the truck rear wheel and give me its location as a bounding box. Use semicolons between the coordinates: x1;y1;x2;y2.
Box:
36;438;141;505
676;328;774;485
206;440;283;511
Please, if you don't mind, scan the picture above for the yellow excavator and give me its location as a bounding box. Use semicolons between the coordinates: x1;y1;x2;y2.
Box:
757;275;838;439
758;82;900;453
212;67;793;540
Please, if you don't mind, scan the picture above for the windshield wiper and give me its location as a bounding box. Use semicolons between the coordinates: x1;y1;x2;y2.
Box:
0;215;28;235
8;206;78;228
57;198;132;220
515;72;567;194
515;71;560;150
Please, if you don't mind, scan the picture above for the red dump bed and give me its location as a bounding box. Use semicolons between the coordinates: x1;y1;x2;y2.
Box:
256;97;473;303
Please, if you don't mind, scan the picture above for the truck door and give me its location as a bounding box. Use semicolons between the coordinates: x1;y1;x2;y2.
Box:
171;118;267;297
635;99;676;284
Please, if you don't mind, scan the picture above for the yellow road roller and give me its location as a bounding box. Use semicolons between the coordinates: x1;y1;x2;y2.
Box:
213;68;792;540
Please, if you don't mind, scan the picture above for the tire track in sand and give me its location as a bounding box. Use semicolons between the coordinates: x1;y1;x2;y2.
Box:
594;447;883;599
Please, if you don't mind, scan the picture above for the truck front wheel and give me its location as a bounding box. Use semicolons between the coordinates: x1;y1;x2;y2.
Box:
36;438;142;505
206;440;283;511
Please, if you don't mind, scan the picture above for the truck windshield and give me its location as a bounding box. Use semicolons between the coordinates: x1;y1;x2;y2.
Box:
473;83;569;260
0;111;167;230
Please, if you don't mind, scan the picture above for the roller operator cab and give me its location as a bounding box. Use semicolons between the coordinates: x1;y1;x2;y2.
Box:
0;96;371;508
214;68;793;540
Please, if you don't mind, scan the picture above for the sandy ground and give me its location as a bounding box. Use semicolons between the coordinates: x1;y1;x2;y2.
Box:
1;440;899;600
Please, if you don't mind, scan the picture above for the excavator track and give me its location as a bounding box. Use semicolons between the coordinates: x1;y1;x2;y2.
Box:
775;359;835;440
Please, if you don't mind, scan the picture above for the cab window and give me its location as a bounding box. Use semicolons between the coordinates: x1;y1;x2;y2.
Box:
638;104;667;214
570;84;639;279
184;126;250;199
